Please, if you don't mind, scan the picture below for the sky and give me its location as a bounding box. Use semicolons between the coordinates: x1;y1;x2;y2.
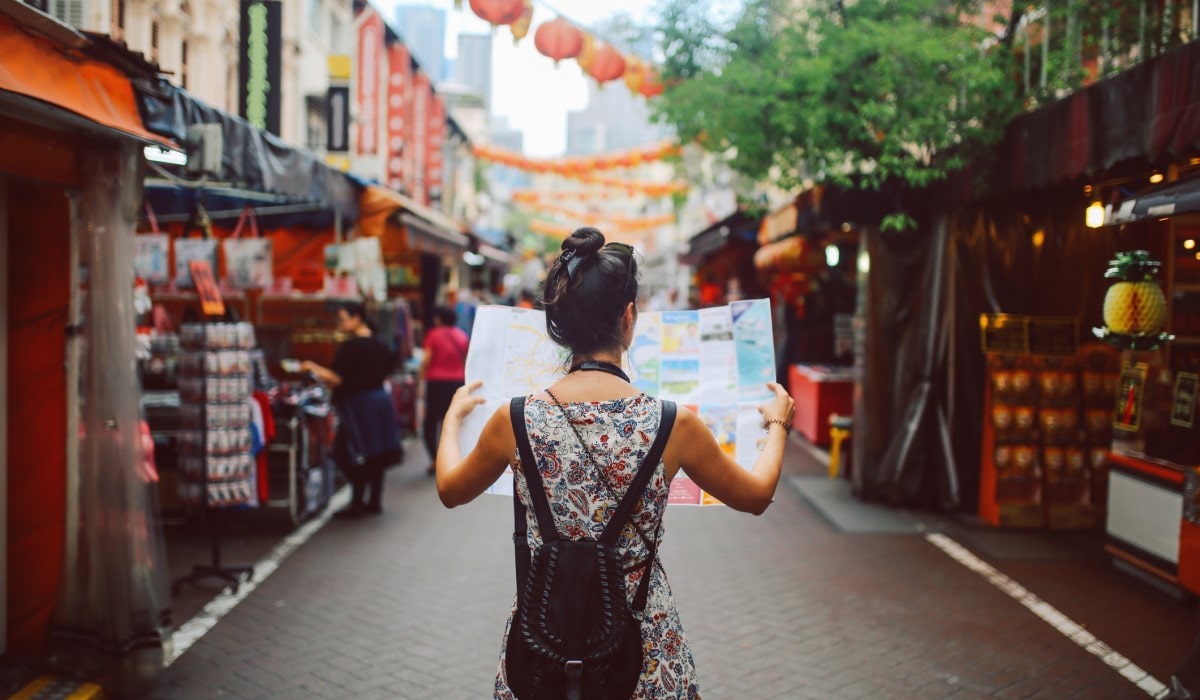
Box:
373;0;663;157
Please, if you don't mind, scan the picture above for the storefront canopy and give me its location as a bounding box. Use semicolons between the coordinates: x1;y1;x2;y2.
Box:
135;79;360;220
0;3;175;147
679;210;760;265
359;185;469;257
1002;39;1200;193
143;181;347;231
1107;173;1200;225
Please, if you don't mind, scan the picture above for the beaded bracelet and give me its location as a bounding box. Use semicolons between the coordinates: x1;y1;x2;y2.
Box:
765;418;791;436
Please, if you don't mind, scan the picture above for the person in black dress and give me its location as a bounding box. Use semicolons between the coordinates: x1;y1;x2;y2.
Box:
303;302;402;517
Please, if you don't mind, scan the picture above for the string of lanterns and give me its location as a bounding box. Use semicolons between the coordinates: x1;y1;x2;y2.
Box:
516;201;676;231
466;0;665;96
472;141;680;174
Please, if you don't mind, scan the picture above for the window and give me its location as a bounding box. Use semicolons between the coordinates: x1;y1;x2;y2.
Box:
114;0;125;37
307;0;321;35
150;19;159;62
181;40;188;89
49;0;83;27
305;95;327;152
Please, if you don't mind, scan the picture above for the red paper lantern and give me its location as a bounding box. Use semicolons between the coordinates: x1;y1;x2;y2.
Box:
534;17;584;65
623;57;648;93
639;70;665;98
469;0;525;26
587;44;626;84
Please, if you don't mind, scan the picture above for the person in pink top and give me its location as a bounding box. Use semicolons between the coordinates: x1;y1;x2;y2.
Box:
420;304;469;473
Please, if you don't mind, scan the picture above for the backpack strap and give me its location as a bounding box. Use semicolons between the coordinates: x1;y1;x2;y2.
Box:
602;400;676;612
510;396;560;544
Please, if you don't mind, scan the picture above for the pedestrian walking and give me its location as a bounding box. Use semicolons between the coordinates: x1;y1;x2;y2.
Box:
302;301;402;517
419;304;469;474
434;227;794;698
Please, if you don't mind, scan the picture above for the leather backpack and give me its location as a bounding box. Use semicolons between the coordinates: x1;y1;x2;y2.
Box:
506;397;677;700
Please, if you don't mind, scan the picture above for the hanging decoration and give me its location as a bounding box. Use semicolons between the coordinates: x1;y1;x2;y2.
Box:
510;0;533;44
515;201;676;231
576;32;596;73
534;17;584;65
472;141;681;174
623;57;648;94
469;0;525;27
587;43;627;84
638;68;665;98
1092;250;1174;350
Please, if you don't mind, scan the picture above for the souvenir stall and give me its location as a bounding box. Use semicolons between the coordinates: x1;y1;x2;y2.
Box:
132;83;363;529
0;3;172;692
1088;183;1200;595
679;209;764;308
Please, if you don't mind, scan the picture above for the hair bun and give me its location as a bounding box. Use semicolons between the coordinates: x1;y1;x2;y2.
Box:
561;227;605;257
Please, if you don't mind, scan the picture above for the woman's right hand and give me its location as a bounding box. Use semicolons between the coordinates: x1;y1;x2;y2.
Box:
758;382;795;426
447;380;487;422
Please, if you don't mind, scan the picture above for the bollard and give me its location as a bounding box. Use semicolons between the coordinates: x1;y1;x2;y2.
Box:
828;414;853;479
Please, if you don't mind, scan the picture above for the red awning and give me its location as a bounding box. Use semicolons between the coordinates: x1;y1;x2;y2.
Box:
0;7;176;147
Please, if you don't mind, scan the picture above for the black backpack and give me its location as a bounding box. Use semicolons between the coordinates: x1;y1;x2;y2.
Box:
506;397;677;700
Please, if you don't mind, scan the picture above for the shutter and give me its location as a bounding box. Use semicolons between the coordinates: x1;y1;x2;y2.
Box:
50;0;85;26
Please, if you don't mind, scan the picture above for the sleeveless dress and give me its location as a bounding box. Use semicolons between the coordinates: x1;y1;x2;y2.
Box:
494;394;701;699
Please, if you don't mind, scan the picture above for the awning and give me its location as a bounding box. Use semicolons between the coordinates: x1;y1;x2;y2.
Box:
359;185;468;258
679;210;760;265
476;241;512;268
143;181;345;230
0;6;175;147
1106;173;1200;225
753;235;823;273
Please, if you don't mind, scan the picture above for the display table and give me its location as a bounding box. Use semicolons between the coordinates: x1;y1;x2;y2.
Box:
788;363;855;447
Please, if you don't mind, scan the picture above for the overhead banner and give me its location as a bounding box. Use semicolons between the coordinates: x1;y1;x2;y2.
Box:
356;10;384;155
238;0;282;135
426;92;445;203
386;43;412;192
411;71;430;204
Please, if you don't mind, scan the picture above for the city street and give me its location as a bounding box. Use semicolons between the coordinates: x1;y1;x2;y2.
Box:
148;439;1196;700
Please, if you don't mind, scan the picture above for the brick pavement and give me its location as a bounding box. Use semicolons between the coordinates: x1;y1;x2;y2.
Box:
147;438;1195;699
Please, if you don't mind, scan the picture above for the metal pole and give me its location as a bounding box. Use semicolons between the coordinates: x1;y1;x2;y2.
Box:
1041;12;1050;91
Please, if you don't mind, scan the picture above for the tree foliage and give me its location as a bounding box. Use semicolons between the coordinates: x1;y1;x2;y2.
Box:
653;0;1022;223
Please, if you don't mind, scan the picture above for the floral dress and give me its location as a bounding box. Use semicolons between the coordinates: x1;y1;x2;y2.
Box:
494;394;701;699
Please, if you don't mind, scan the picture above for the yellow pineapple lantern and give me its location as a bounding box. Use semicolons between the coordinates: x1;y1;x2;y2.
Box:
1093;250;1174;350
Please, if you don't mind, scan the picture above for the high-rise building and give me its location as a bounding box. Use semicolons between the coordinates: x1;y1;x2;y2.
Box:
394;5;447;82
454;33;492;112
565;28;667;155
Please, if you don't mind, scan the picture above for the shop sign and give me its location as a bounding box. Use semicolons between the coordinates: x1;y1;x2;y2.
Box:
1172;372;1197;428
979;314;1078;356
759;202;798;244
356;11;384;155
222;238;273;289
292;262;325;293
326;86;349;152
386;43;412;191
188;260;226;317
426;93;445;203
410;72;430;204
238;0;282;135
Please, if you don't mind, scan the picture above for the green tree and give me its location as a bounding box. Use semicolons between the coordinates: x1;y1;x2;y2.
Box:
654;0;1022;229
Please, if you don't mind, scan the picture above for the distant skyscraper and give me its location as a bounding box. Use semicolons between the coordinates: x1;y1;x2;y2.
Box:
566;27;667;155
394;5;446;81
454;33;492;112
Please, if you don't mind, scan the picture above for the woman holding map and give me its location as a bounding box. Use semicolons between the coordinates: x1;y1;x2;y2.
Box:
433;227;794;698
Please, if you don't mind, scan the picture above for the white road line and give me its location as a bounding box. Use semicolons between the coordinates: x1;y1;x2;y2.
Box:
925;532;1171;699
165;487;351;666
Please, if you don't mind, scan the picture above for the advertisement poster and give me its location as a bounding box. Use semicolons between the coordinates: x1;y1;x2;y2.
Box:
461;300;777;505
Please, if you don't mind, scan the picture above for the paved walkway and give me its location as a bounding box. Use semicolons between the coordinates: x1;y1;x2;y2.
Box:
148;439;1195;699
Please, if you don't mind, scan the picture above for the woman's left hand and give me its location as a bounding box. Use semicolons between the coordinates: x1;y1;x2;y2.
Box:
447;381;487;422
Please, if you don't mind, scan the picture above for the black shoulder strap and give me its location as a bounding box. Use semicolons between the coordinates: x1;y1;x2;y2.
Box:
600;400;677;543
510;397;558;542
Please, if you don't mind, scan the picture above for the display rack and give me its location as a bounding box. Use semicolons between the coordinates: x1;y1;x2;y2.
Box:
172;321;257;593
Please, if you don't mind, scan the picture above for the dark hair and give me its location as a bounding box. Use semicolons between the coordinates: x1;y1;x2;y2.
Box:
433;304;457;327
339;301;376;333
541;227;638;356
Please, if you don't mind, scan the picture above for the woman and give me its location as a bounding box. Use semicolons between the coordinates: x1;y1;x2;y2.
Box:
435;228;794;697
303;302;402;517
419;304;470;473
